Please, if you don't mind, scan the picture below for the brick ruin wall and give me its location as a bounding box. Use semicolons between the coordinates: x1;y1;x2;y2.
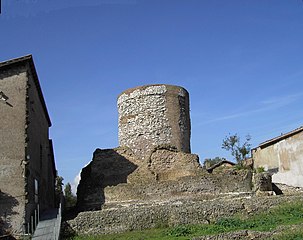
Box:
117;84;191;160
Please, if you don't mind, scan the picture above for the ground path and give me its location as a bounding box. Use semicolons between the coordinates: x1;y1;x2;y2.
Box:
32;208;60;240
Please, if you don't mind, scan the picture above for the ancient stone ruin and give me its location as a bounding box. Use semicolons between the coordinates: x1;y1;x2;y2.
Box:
77;84;204;210
76;84;252;212
65;84;303;237
72;84;292;236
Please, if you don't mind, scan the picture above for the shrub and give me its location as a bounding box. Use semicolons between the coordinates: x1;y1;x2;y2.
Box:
216;218;242;229
167;225;192;237
256;166;265;173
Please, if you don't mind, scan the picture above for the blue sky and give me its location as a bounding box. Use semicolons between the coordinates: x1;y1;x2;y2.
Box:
1;0;303;191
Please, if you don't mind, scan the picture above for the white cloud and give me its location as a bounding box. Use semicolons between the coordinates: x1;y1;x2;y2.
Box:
70;172;81;195
260;93;303;108
196;92;303;126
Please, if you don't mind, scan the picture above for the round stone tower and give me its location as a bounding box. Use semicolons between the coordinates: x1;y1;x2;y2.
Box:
117;84;191;160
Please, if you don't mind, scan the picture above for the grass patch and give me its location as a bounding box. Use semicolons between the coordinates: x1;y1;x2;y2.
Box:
271;226;303;240
255;166;265;173
66;201;303;240
167;225;192;237
214;201;303;232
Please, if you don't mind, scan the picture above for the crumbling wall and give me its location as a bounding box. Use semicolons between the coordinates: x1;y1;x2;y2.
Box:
105;170;252;203
77;146;253;210
117;84;191;160
77;84;254;211
127;146;202;184
148;148;200;180
76;146;204;210
253;172;273;196
76;147;139;211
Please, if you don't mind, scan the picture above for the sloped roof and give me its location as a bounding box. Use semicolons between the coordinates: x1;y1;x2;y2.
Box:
0;55;51;126
256;126;303;149
206;160;235;173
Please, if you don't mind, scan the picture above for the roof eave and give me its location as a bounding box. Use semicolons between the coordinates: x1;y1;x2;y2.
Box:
255;126;303;150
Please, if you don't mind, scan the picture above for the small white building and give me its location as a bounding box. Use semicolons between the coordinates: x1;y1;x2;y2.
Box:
252;126;303;188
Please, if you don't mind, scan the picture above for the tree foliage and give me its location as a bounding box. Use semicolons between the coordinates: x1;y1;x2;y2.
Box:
55;175;64;207
222;134;251;165
64;182;77;208
55;176;64;194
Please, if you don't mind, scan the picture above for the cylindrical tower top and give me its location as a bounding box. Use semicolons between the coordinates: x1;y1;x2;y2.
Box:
117;84;191;160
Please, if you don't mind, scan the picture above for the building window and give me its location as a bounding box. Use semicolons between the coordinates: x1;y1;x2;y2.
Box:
34;179;39;203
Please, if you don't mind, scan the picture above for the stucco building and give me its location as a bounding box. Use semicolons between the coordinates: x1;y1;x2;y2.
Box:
0;55;56;237
252;126;303;188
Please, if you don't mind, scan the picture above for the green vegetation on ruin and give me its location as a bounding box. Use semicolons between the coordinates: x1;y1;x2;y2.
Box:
65;200;303;240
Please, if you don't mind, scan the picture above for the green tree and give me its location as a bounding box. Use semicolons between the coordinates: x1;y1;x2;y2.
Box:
222;134;251;166
64;182;77;208
55;175;64;206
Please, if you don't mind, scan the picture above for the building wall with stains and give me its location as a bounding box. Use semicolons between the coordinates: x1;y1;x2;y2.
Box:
0;57;56;236
253;131;303;187
0;64;28;236
25;66;56;224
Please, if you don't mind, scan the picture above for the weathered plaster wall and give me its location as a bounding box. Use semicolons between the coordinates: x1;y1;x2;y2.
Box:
0;65;28;235
117;84;191;160
0;60;55;236
253;132;303;187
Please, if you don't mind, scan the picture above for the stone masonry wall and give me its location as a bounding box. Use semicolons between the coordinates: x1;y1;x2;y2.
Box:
105;170;253;203
117;84;191;160
67;195;302;235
